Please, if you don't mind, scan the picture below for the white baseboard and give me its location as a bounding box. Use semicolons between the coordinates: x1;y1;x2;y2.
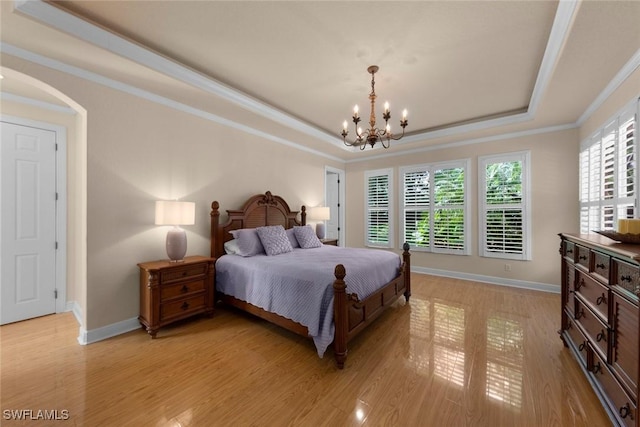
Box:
77;317;141;345
411;266;560;294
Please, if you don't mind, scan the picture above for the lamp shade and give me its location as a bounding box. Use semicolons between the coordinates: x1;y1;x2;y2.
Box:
308;206;330;221
155;201;195;226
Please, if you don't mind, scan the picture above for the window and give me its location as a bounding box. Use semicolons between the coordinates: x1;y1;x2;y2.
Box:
365;168;393;248
579;100;637;233
400;160;470;254
479;151;531;260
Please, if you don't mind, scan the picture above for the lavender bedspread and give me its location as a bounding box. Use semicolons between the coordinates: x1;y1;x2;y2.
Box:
215;245;402;357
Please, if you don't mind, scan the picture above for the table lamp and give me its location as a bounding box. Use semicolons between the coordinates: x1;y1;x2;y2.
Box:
155;200;195;262
308;206;330;239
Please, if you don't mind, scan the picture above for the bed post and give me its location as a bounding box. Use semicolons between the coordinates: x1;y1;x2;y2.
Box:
402;242;411;302
301;205;307;226
333;264;347;369
211;201;220;258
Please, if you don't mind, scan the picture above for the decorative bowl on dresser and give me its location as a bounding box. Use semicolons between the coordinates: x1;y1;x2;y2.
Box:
560;233;639;427
138;256;215;338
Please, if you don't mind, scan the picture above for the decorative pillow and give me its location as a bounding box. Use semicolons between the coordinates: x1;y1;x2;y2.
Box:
229;228;265;257
293;225;323;249
256;225;293;256
223;239;241;255
286;227;300;248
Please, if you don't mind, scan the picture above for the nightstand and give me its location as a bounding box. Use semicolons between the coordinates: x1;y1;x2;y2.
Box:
138;256;215;338
321;238;338;246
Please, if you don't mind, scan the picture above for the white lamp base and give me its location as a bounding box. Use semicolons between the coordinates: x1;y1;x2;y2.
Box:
316;223;326;240
166;226;187;262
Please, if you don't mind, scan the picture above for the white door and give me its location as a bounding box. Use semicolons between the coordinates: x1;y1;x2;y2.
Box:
1;121;57;324
326;171;340;241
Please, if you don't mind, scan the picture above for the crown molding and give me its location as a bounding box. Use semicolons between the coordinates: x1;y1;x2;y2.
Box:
0;42;344;163
8;0;635;163
14;0;578;153
1;91;76;114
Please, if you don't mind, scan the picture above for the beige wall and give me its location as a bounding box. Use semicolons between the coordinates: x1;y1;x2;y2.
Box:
346;128;579;288
2;55;340;331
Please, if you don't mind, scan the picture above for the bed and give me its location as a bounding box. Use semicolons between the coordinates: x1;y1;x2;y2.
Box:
210;191;411;368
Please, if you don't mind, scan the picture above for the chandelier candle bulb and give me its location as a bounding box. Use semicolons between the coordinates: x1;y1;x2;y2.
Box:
384;102;389;113
403;109;408;120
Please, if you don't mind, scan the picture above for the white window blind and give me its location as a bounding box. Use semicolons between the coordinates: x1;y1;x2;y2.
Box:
400;160;470;255
365;168;393;248
579;100;637;233
479;152;531;260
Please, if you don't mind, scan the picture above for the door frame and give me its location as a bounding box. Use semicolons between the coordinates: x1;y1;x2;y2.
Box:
324;166;345;246
1;114;67;315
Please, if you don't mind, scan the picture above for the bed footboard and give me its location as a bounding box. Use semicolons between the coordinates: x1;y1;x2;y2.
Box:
332;243;411;369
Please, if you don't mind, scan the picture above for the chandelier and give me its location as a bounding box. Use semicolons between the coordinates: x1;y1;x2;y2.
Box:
341;65;408;150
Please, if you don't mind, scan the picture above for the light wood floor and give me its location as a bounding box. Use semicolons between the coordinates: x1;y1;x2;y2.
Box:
1;274;610;426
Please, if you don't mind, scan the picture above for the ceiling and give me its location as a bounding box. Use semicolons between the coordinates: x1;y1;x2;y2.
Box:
1;1;639;161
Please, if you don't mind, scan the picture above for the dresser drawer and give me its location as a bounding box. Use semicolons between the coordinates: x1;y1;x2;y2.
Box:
612;259;640;299
612;292;639;399
575;271;609;323
160;263;208;284
160;293;207;322
592;251;610;284
590;349;637;427
575;299;609;360
575;244;590;270
564;314;588;367
563;240;576;261
160;279;206;301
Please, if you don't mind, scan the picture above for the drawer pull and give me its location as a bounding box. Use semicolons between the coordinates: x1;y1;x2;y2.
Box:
620;275;632;283
575;309;584;320
596;263;605;269
567;249;573;254
575;279;584;291
596;330;606;342
578;342;586;352
619;404;631;419
181;301;190;311
579;255;588;261
592;362;601;374
181;285;189;293
596;294;606;305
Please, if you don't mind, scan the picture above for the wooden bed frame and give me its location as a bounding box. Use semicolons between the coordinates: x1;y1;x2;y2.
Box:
210;191;411;368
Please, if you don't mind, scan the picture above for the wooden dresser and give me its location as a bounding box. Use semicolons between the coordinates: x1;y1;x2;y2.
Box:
138;256;215;338
560;233;640;426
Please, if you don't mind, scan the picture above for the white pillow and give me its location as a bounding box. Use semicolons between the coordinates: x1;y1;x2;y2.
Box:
223;239;241;255
229;228;265;257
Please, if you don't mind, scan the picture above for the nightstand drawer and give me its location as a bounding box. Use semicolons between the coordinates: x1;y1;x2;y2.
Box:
160;264;208;283
160;279;206;301
160;293;207;321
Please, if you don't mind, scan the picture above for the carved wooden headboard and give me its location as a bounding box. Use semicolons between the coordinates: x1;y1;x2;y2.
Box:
210;191;306;259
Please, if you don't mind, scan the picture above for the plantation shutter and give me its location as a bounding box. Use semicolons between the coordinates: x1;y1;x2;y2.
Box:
402;169;430;248
433;167;465;252
400;161;469;254
365;169;393;248
579;100;637;233
479;152;531;260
